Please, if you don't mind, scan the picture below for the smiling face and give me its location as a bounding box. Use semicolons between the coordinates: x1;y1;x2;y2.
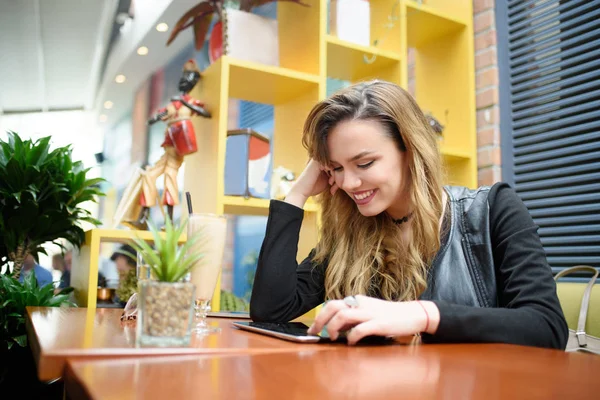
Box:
327;119;411;219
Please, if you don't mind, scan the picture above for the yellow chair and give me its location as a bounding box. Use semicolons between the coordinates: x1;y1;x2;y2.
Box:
554;266;600;353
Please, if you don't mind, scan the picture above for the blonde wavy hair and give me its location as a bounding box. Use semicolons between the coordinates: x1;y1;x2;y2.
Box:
302;80;444;302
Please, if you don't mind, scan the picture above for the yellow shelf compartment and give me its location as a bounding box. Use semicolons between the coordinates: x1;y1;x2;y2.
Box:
272;88;322;189
406;0;472;26
278;0;323;76
369;0;404;54
404;0;467;48
440;145;476;188
443;157;476;189
409;0;476;188
226;56;322;105
186;57;320;206
84;228;187;244
72;228;188;309
440;145;472;162
223;196;319;216
326;34;401;82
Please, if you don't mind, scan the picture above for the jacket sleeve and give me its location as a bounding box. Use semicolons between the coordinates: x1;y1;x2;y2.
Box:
426;183;569;349
249;200;326;322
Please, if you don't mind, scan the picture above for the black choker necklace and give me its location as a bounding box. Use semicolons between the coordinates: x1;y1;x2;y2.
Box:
392;212;413;225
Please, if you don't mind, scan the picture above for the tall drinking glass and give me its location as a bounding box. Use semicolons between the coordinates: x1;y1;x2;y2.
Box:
187;213;227;334
137;252;152;281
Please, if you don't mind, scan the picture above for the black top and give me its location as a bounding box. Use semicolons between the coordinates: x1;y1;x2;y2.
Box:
250;183;568;349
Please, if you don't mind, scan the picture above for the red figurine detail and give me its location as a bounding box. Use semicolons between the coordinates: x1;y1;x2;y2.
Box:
114;59;211;230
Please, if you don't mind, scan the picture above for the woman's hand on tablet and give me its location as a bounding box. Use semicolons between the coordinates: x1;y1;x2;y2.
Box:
307;295;440;345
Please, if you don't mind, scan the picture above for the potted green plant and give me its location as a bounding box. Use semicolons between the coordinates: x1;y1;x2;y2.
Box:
0;272;76;392
0;131;104;391
0;132;104;348
126;217;205;346
0;131;104;279
0;274;75;350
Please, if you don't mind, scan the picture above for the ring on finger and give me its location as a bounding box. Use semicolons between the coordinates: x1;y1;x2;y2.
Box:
343;295;359;308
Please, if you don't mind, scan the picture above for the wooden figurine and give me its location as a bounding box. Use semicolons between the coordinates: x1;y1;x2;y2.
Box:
113;59;211;230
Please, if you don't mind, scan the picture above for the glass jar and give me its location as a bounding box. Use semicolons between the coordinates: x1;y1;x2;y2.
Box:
137;280;195;347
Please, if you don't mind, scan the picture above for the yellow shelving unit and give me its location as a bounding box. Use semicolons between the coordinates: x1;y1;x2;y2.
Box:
75;0;476;312
183;0;476;313
404;0;477;188
405;1;467;47
326;34;402;81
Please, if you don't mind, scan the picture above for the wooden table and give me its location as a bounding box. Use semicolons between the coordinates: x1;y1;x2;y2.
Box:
63;344;600;399
25;306;333;381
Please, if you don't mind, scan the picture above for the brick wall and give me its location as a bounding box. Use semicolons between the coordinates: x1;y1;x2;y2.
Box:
473;0;502;186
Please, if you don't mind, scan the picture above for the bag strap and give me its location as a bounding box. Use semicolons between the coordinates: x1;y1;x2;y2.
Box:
554;265;599;347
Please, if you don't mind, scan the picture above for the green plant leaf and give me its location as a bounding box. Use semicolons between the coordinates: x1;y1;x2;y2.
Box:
0;264;76;349
47;294;72;307
80;177;105;189
55;286;74;295
7;131;21;151
172;252;205;282
175;231;205;266
132;237;161;266
13;334;27;347
121;216;210;282
2;299;15;307
163;217;178;281
26;136;51;167
22;269;38;292
0;141;11;166
147;219;164;257
0;131;104;277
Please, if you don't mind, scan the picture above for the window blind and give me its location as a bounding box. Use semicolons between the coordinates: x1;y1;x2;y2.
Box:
497;0;600;276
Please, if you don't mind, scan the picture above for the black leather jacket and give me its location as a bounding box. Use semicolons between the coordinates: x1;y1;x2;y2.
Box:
420;186;497;307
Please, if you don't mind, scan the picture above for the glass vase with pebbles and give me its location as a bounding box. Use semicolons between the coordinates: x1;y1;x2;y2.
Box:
123;215;207;347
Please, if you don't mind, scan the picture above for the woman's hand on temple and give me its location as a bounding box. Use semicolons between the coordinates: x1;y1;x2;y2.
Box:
285;159;339;208
306;295;440;345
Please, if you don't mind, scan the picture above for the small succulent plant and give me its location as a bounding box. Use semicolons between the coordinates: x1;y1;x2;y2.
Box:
120;217;205;283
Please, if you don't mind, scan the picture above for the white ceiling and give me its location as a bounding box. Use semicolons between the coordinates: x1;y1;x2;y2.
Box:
96;0;200;126
0;0;200;121
0;0;116;113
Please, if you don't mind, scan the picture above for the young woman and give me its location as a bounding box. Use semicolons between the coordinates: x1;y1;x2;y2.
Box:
250;81;567;349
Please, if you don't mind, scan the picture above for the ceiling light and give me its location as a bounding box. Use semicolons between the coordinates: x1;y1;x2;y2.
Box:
156;23;168;32
99;114;108;123
103;101;113;109
115;75;126;83
137;46;149;55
